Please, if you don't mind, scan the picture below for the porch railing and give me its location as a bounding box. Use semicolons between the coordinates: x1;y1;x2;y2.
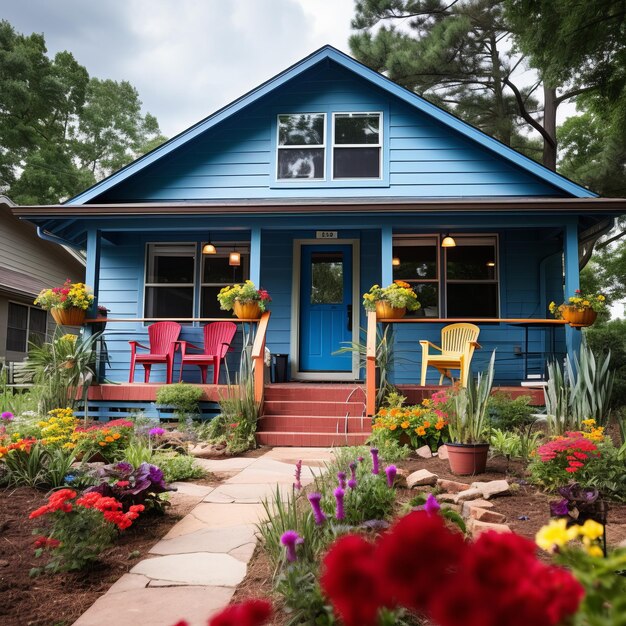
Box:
365;311;568;416
84;312;271;404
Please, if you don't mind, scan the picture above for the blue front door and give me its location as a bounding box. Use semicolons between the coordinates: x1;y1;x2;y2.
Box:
300;244;353;372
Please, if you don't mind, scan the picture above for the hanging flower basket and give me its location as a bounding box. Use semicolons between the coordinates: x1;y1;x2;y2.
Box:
375;301;406;320
565;307;598;328
233;300;262;319
50;307;87;326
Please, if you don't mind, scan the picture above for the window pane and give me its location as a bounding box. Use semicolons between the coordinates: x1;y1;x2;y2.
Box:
393;243;437;280
447;245;497;280
201;286;231;318
311;253;343;304
278;114;324;146
278;148;324;179
412;284;439;316
8;303;28;330
145;287;194;318
28;330;46;348
148;254;194;284
202;256;246;283
333;147;380;178
6;329;26;352
334;114;380;145
447;284;498;318
30;308;48;334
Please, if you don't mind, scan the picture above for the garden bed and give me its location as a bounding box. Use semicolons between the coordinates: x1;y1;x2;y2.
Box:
0;480;216;626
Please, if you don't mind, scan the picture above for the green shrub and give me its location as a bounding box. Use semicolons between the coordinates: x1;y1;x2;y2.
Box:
156;383;203;420
151;451;205;482
488;393;535;430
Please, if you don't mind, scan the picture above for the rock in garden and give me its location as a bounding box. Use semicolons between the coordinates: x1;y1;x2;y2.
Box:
470;479;510;499
461;499;494;517
189;443;226;458
437;478;470;493
438;493;458;504
454;488;484;503
406;469;438;488
469;508;506;524
437;445;449;460
394;468;409;488
415;445;433;459
469;519;512;539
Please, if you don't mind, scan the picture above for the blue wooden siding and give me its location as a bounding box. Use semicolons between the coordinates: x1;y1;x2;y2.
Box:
96;63;564;203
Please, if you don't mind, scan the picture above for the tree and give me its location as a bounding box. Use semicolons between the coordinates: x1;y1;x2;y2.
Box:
349;0;611;169
0;20;166;204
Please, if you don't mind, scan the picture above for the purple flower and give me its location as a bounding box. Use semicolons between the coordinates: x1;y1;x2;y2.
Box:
370;448;379;475
308;492;327;525
337;471;347;489
149;427;166;437
280;530;302;563
334;487;345;521
293;460;302;491
1;411;13;421
550;498;570;517
348;478;357;490
349;461;357;481
424;493;441;514
357;456;364;463
385;465;397;488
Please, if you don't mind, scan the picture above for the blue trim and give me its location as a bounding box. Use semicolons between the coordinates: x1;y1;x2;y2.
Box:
250;227;261;285
563;221;582;357
381;226;393;285
66;46;594;205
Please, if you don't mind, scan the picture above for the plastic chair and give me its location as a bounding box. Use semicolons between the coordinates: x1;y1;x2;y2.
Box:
420;323;481;387
178;322;237;384
129;321;181;384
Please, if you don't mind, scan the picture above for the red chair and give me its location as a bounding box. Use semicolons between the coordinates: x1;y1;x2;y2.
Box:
129;321;181;384
178;322;237;384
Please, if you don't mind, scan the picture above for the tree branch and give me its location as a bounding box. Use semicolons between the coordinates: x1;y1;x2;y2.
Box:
554;84;596;105
597;230;626;249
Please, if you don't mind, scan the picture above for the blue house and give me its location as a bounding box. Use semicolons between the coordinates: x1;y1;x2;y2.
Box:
14;46;625;442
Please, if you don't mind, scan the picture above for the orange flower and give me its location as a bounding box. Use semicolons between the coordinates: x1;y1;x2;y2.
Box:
390;408;400;417
98;441;107;447
389;424;397;431
415;426;426;436
435;421;445;430
401;421;410;429
112;433;121;440
105;436;114;443
423;421;431;429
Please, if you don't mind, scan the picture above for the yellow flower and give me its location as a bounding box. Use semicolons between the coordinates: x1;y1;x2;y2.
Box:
535;519;578;552
586;545;604;557
581;419;596;427
598;295;605;301
578;519;604;542
415;426;426;436
401;421;410;429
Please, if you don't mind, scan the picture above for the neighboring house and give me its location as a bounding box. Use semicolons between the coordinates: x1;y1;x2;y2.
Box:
12;46;626;387
0;196;85;365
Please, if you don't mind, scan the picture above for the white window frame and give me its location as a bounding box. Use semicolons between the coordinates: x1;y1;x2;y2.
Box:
276;113;327;181
6;301;48;354
331;111;383;181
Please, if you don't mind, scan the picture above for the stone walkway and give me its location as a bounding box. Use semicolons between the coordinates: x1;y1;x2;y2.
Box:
73;448;333;626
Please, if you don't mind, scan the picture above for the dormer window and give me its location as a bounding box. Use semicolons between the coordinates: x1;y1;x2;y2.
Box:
277;113;325;179
333;112;381;179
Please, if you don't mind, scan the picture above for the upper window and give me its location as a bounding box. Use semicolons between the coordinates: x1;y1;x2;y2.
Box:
6;302;47;354
277;114;325;179
276;112;382;181
333;113;381;179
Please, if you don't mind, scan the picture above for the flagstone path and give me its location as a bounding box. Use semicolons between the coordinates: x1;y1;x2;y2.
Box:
72;447;333;626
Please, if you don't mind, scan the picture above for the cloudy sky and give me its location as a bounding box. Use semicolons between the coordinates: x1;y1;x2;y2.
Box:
3;0;355;138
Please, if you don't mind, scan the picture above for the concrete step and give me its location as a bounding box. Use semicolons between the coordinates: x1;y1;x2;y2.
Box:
256;431;371;447
258;414;372;433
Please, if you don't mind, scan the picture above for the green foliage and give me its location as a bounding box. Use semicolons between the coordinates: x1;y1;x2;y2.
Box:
408;493;467;534
488;393;535;430
120;438;154;468
150;451;205;483
156;383;203;420
1;442;76;489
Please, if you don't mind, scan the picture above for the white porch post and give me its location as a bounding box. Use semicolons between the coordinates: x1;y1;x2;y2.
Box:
250;227;261;286
381;225;393;285
563;220;581;358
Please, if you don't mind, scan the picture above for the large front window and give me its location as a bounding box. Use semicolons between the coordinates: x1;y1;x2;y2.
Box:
333;113;381;179
144;243;250;319
392;235;499;318
6;302;47;353
277;113;325;179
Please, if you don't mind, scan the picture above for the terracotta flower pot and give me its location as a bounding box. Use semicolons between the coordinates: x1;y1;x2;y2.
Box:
375;301;406;320
233;300;262;319
446;442;490;476
565;307;598;328
50;307;86;326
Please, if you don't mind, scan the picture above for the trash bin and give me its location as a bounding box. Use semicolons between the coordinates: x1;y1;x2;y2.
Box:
271;354;289;383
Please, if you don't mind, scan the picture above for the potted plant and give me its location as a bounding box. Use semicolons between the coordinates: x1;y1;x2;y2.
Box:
445;351;495;475
363;280;421;319
217;280;271;319
34;279;95;326
549;290;607;327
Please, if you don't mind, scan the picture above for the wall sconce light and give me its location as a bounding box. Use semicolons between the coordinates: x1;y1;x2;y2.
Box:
441;233;456;248
486;261;496;267
229;250;241;266
392;256;401;266
202;233;217;255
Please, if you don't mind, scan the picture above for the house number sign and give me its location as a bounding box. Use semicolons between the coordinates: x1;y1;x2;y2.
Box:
316;231;338;239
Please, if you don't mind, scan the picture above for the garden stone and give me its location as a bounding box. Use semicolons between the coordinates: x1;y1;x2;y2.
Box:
406;469;438;488
438;493;457;503
437;478;470;493
394;468;409;488
470;508;506;524
437;445;449;460
415;445;433;458
469;519;512;538
470;479;510;499
461;499;494;517
454;488;484;503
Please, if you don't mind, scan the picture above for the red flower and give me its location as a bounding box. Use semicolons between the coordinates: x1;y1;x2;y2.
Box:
320;534;390;626
208;599;272;626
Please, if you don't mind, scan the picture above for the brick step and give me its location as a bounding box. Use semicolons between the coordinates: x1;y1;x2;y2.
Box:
258;414;372;434
262;400;365;417
264;385;365;402
256;431;371;447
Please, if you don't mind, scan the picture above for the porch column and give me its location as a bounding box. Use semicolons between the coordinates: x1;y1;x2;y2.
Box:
381;225;393;285
563;220;581;358
250;227;261;286
85;228;101;331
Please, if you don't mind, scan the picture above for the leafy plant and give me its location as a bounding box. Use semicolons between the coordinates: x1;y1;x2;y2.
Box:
150;451;205;482
488;392;535;431
34;279;94;311
362;281;421;312
217;280;271;312
155;383;203;422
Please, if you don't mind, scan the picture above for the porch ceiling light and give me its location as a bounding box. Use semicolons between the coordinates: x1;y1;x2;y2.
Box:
441;233;456;248
392;256;401;266
229;250;241;266
202;233;217;255
486;261;496;267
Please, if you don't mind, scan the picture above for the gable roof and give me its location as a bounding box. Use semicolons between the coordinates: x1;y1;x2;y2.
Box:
66;45;595;205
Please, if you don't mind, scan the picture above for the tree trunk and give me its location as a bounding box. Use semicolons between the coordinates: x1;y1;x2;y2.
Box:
543;85;558;170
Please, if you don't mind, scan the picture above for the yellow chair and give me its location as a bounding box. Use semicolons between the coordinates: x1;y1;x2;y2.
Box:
420;323;481;387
